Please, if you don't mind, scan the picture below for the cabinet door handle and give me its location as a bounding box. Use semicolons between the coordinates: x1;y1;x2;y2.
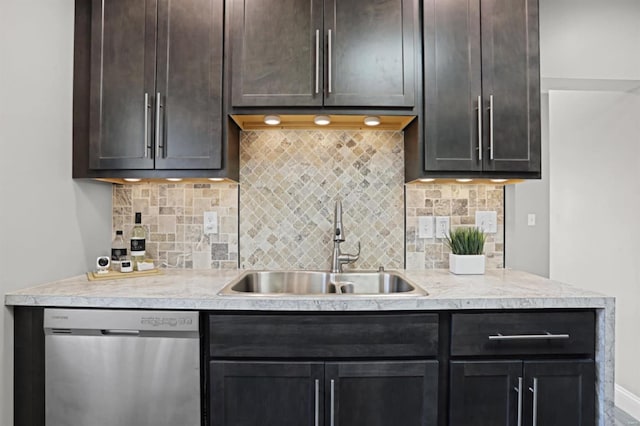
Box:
477;95;483;161
488;332;570;341
513;377;523;426
327;29;332;94
314;379;320;426
315;29;320;95
144;93;151;158
155;92;163;158
330;379;335;426
529;378;539;426
489;94;494;160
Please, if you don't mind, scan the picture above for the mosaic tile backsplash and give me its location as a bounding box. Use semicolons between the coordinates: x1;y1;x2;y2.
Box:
239;130;405;270
111;131;504;270
112;183;239;269
405;184;505;270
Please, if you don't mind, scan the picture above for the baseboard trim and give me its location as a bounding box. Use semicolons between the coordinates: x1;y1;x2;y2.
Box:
616;384;640;420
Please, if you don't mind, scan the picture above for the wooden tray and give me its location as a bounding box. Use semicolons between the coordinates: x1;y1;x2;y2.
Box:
87;268;163;281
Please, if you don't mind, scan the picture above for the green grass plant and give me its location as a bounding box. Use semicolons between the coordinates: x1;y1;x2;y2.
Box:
444;227;486;255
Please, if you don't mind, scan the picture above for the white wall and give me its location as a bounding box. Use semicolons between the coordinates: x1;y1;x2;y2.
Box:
540;0;640;81
504;94;550;277
549;90;640;396
0;0;112;423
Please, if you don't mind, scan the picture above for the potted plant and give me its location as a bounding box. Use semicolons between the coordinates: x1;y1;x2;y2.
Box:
444;227;487;275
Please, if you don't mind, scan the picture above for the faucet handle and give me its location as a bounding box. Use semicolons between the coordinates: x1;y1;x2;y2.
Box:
343;242;360;263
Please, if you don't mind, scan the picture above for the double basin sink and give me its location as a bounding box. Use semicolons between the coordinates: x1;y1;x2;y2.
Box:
219;270;427;296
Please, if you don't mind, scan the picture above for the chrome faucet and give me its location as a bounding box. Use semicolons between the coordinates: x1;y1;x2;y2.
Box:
331;200;360;273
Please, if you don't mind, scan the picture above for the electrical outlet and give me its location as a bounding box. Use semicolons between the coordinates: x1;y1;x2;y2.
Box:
418;216;435;238
527;213;536;226
435;216;450;239
475;211;497;234
204;211;218;235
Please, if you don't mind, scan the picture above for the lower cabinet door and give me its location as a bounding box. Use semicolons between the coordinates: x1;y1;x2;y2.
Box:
449;360;522;426
209;361;324;426
325;361;438;426
523;360;595;426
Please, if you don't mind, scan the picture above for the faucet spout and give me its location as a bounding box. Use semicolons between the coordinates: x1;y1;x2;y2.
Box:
330;199;360;273
334;200;344;242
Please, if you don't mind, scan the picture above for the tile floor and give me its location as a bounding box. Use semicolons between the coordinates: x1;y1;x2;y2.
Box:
616;407;640;425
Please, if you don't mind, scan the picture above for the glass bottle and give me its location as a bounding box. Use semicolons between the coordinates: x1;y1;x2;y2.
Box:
130;212;146;270
111;230;127;268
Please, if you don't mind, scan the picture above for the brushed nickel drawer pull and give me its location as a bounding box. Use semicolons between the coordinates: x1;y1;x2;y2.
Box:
488;332;570;341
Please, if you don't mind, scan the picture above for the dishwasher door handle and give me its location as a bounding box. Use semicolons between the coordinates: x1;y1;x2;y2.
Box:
101;329;140;336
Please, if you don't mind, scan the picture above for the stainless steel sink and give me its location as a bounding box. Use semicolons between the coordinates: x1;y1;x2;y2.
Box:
218;270;427;296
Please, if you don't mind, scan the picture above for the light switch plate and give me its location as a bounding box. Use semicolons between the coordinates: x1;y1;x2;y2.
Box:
418;216;435;238
475;211;497;234
435;216;450;239
528;213;536;226
204;211;218;235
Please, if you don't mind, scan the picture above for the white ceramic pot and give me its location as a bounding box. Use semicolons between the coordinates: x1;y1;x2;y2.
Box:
449;253;485;275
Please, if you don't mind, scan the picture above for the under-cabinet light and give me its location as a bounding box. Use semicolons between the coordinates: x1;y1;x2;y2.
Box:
264;115;281;126
364;116;381;126
166;178;183;182
208;178;224;182
419;178;435;183
490;179;508;183
455;179;473;183
123;178;141;182
313;115;331;126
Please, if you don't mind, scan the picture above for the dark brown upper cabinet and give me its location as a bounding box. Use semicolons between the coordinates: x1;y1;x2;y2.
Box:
87;0;224;171
419;0;540;177
228;0;418;109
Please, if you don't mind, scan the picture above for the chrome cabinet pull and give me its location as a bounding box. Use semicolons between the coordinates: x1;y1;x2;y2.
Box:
315;29;320;95
477;95;483;161
155;92;163;158
314;379;320;426
330;379;335;426
514;377;523;426
144;93;150;158
327;29;332;94
529;378;539;426
488;332;570;341
489;94;494;160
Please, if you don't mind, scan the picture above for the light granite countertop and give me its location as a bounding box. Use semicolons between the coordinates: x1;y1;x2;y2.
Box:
4;268;612;311
3;268;616;425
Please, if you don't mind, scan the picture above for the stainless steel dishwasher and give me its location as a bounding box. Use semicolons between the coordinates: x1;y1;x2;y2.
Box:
44;309;201;426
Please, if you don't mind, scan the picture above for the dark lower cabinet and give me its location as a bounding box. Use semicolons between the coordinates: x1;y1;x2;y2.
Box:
326;361;438;426
449;360;595;426
209;360;438;426
210;361;324;426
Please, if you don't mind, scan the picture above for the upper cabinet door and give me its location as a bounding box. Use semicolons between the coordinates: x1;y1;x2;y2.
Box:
423;0;482;172
89;0;157;170
480;0;541;173
229;0;324;107
155;0;223;170
324;0;417;107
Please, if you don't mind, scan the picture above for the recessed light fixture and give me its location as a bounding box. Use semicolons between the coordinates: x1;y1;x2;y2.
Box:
166;178;183;182
123;178;141;182
490;179;508;183
419;178;435;183
364;116;381;126
313;115;331;126
455;178;473;183
208;178;224;182
263;115;281;126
